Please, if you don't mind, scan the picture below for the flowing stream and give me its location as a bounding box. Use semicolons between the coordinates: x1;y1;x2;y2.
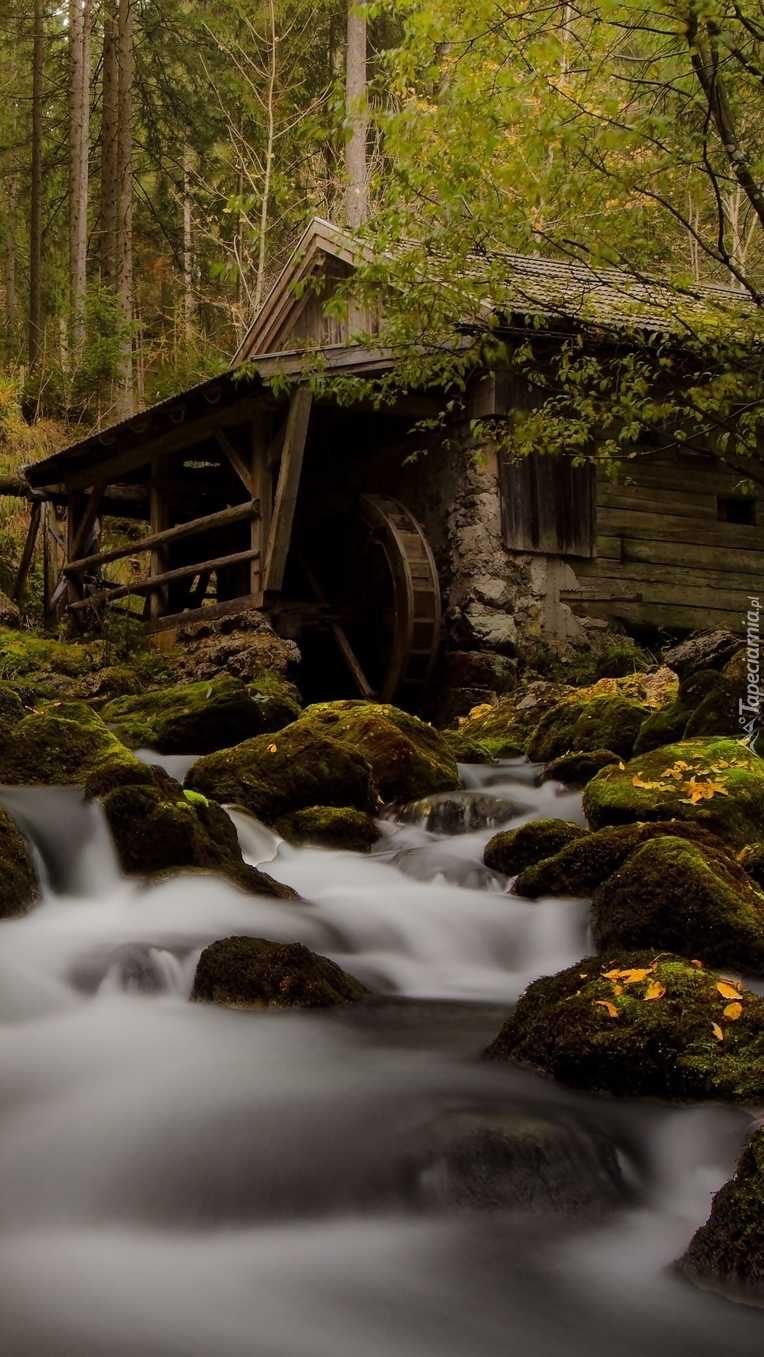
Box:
0;760;762;1356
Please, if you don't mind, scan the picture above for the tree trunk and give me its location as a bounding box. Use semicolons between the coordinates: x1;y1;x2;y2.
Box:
100;0;118;288
345;0;367;228
116;0;134;415
69;0;90;350
29;0;44;369
5;160;17;335
182;152;193;343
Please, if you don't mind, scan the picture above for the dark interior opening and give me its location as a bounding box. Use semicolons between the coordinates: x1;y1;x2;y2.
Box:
717;496;756;525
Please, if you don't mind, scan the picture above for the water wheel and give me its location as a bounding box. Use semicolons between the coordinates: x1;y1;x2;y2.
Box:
281;493;441;705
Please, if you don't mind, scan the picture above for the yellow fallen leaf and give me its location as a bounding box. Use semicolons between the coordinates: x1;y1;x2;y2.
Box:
618;761;626;770
579;973;589;979
717;981;743;1000
267;743;278;753
712;1023;724;1042
613;983;624;995
644;981;666;1000
595;1000;619;1018
622;968;652;984
690;959;703;968
723;1001;743;1020
632;774;670;790
602;969;623;979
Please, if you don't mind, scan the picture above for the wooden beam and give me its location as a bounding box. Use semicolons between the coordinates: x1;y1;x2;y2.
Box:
69;479;107;562
145;592;262;634
148;460;170;621
250;414;271;597
298;553;374;698
215;429;253;494
12;500;41;604
66;488;87;616
65;395;262;490
65;499;258;575
68;548;260;612
263;387;312;593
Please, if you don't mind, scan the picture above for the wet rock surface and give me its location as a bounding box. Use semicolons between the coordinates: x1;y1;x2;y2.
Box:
0;701;165;796
582;738;764;846
664;630;742;681
299;701;459;802
103;674;300;754
513;820;722;899
0;804;38;919
484;819;588;878
680;1125;764;1303
419;1109;630;1216
541;748;619;787
527;692;648;763
101;783;294;898
396;790;531;835
191;936;366;1009
487;952;764;1103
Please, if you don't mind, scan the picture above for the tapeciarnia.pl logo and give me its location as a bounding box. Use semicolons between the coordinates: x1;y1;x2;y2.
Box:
740;596;761;751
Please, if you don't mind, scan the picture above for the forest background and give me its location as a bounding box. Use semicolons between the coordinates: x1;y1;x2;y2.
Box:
3;0;764;580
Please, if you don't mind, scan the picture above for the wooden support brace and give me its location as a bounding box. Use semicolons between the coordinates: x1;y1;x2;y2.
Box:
65;499;259;576
13;500;41;604
263;387;313;594
216;429;254;494
69;479;107;563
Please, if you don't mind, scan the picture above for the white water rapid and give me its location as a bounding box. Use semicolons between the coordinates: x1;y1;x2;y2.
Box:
0;760;761;1356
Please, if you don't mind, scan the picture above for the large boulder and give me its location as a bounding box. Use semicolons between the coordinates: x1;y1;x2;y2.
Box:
101;784;294;897
634;669;740;755
527;693;648;763
582;738;764;847
275;805;380;853
0;805;38;918
190;936;365;1008
102;674;300;754
541;749;619;787
680;1126;764;1303
483;819;588;878
169;610;299;685
591;836;764;976
298;701;459;802
486;951;764;1102
0;702;162;796
184;720;377;824
514;820;726;899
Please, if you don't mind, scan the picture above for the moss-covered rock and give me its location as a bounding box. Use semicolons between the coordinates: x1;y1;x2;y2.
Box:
0;701;162;795
452;682;574;759
664;630;741;681
583;738;764;847
634;669;741;754
0;805;38;918
514;820;726;899
0;685;24;739
184;720;377;824
527;693;648;763
486;951;764;1102
101;783;294;897
680;1126;764;1302
483;819;588;877
739;842;764;890
591;836;764;976
298;701;459;802
102;674;299;754
276;805;380;853
190;936;365;1008
542;749;619;787
441;729;496;765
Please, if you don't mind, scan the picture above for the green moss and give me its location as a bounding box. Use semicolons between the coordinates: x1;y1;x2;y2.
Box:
0;805;38;918
0;701;160;795
184;719;377;824
633;669;740;755
527;693;647;763
441;729;496;765
542;749;619;787
453;683;572;758
484;819;588;877
486;951;764;1103
680;1126;764;1298
190;936;366;1008
276;805;380;853
0;685;24;739
103;674;297;754
632;704;689;756
299;701;459;802
183;789;209;807
739;842;764;889
101;783;295;898
515;820;725;899
583;737;764;847
592;836;764;976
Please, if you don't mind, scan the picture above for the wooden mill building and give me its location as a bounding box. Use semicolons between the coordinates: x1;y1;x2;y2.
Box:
19;219;757;704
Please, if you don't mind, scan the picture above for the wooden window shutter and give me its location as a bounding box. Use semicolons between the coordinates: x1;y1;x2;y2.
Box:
500;452;597;558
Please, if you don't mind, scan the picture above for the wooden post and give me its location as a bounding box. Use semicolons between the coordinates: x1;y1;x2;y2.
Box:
263;387;312;594
148;458;170;619
13;500;41;605
66;488;87;617
43;502;60;629
251;412;271;601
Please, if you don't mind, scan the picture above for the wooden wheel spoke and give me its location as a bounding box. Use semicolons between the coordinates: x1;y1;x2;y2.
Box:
296;552;374;698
